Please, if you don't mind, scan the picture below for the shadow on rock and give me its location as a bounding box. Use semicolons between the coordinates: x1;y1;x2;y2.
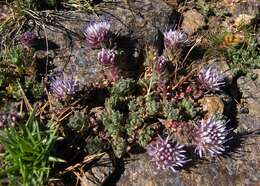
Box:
113;35;144;80
223;129;260;158
35;56;56;80
102;157;126;186
34;38;60;51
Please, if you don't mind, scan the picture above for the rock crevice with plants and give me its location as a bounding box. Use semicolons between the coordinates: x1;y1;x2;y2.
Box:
0;0;259;186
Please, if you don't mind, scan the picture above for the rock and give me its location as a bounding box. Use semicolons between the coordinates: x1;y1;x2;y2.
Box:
181;9;205;35
237;69;260;118
163;0;178;8
117;153;186;186
198;96;224;117
218;60;233;82
35;0;175;86
81;153;114;186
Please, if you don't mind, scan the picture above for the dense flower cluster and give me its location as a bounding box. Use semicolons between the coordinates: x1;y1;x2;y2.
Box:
147;135;189;172
0;112;19;128
49;72;80;100
20;31;37;48
83;19;111;48
198;65;226;91
97;48;117;66
248;0;259;7
192;116;229;157
163;29;188;49
156;56;171;74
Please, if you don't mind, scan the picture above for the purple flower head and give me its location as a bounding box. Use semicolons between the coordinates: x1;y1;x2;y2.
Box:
193;116;230;158
20;31;37;48
248;0;259;7
49;72;80;100
198;64;226;91
83;19;111;48
97;48;117;66
0;112;20;129
147;135;189;172
163;29;188;49
156;56;171;74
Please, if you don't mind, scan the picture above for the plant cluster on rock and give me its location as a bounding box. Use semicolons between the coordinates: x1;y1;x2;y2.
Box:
0;0;259;185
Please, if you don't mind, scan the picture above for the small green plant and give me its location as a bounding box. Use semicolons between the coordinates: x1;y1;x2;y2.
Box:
225;35;260;77
137;125;154;147
163;101;181;120
196;0;211;16
100;79;159;157
110;78;136;97
179;99;198;119
101;110;126;158
210;30;260;78
163;99;198;120
85;136;109;155
67;111;86;130
145;96;161;117
25;80;45;100
0;46;28;75
0;46;45;102
0;109;61;186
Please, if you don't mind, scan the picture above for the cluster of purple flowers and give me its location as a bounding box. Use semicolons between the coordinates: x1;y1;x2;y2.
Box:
83;17;121;83
156;56;171;74
49;72;80;101
83;19;111;49
20;31;37;49
198;64;226;91
147;116;230;172
97;48;117;66
163;29;188;50
147;136;189;172
247;0;259;7
193;116;229;157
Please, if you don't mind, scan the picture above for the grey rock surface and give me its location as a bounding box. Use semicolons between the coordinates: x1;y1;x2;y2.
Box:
237;70;260;117
181;9;205;35
35;0;175;86
82;153;114;186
